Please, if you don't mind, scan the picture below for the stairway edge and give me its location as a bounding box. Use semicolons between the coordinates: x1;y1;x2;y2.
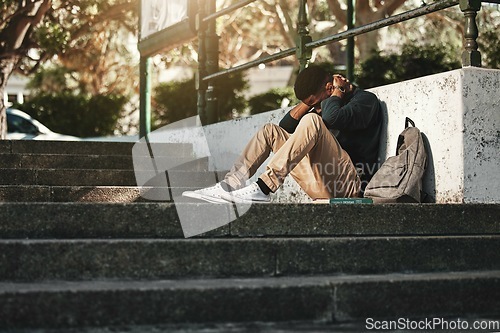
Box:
1;269;499;292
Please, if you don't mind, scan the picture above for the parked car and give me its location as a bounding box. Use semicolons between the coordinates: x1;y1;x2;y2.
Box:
6;108;80;140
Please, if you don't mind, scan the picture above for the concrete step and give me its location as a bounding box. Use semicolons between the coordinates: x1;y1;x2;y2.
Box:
0;140;193;157
0;203;497;239
0;183;231;203
0;236;499;282
1;153;134;170
0;185;174;203
0;168;139;186
0;321;379;333
0;270;498;329
0;169;222;186
0;320;406;333
0;154;209;171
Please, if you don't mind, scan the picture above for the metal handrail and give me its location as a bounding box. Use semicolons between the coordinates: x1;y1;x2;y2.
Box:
203;0;459;81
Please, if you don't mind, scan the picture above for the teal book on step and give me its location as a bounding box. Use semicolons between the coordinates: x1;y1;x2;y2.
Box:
329;198;373;204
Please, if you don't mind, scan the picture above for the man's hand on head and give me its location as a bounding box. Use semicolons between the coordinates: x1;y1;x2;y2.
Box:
331;74;352;97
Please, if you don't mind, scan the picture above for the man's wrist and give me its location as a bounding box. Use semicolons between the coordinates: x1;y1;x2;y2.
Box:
290;102;312;120
333;85;346;93
331;86;345;98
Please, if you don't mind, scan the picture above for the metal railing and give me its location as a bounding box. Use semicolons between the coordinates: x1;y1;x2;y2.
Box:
139;0;490;136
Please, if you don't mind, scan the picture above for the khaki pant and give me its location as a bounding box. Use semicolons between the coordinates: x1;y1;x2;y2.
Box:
223;113;361;199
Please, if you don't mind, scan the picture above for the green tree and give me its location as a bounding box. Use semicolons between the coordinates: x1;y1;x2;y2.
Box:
153;72;248;128
355;43;461;88
248;87;298;115
19;61;133;137
477;6;500;69
480;28;500;69
0;0;137;139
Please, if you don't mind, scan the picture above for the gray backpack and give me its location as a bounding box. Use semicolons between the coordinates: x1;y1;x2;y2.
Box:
364;118;427;203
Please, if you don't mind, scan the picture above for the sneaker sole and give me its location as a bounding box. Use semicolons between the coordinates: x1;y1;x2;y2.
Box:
182;191;230;204
220;193;270;204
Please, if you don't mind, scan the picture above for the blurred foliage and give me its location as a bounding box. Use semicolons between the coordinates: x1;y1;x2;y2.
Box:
355;43;461;88
13;93;126;137
248;87;298;115
0;0;138;138
27;66;76;93
478;23;500;69
310;62;347;77
22;64;132;136
1;0;137;77
471;4;500;69
153;72;248;128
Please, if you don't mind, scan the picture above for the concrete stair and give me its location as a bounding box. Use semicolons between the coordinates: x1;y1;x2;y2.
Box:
0;140;212;202
0;139;499;331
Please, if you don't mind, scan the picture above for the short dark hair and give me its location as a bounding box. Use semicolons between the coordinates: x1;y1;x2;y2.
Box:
293;65;330;101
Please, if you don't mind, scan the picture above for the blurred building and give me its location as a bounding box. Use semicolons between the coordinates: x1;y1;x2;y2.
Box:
4;75;29;106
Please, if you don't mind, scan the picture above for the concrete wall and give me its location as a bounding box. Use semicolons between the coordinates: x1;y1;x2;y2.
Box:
151;68;499;203
370;68;499;203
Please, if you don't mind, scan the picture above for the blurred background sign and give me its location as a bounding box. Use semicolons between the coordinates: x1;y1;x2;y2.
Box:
140;0;189;40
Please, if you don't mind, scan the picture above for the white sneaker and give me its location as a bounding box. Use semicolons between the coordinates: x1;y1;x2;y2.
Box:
182;183;229;204
221;182;270;203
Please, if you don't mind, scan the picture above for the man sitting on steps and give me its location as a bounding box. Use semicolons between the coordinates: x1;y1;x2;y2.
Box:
183;65;382;203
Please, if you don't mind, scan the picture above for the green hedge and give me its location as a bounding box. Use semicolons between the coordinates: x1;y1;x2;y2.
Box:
247;87;298;115
356;43;461;88
15;93;126;137
153;72;247;127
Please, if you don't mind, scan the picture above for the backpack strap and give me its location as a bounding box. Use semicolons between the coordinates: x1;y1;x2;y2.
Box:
405;117;415;128
396;117;417;155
